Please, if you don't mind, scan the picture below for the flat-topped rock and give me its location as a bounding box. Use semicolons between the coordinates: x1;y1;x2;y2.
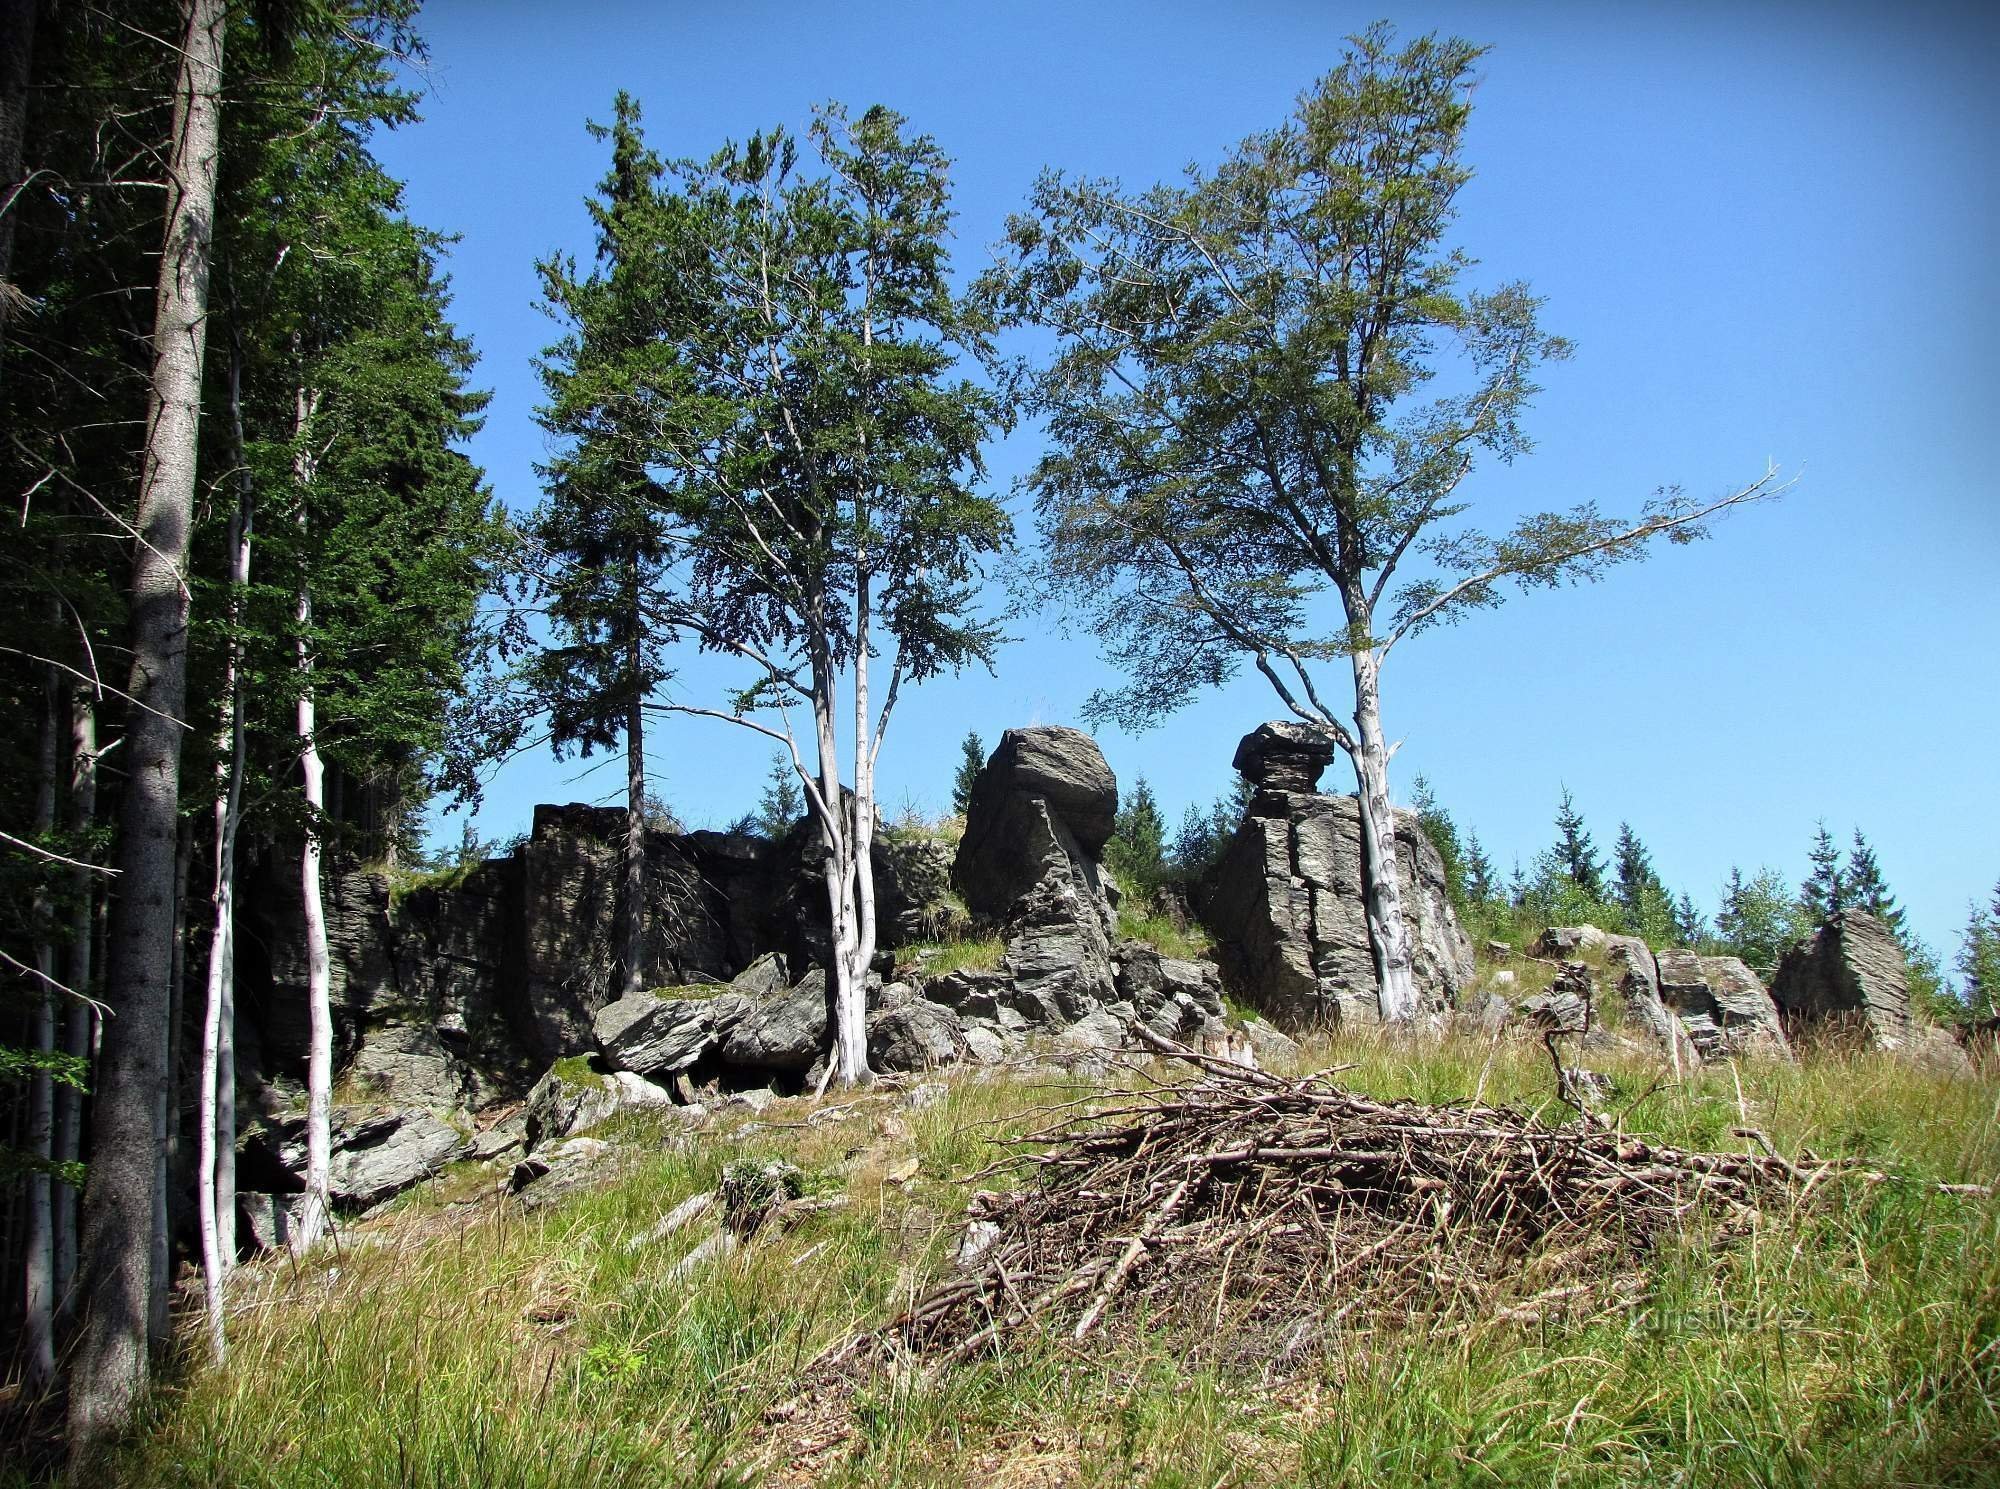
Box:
1231;722;1337;794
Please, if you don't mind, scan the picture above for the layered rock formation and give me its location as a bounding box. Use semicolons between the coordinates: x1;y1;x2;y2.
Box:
1202;723;1475;1028
1771;911;1972;1072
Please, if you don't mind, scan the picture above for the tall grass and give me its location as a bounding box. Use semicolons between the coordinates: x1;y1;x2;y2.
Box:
104;1038;1998;1487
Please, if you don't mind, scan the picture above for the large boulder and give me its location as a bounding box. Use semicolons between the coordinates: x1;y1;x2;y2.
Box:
1602;934;1699;1066
523;1061;678;1149
868;984;969;1073
1654;949;1790;1061
953;727;1121;1017
1771;911;1972;1071
327;1107;471;1208
344;1023;469;1108
1201;727;1474;1029
719;968;830;1073
1112;942;1229;1046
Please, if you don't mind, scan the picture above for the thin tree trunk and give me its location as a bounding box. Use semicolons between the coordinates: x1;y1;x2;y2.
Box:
1348;645;1418;1023
24;665;60;1389
154;817;191;1346
293;384;332;1251
620;620;646;999
0;0;36;334
197;366;252;1356
69;0;225;1452
54;687;97;1315
842;580;876;1085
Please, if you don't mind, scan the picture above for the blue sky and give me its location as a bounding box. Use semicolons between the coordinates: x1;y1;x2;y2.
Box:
373;0;1998;966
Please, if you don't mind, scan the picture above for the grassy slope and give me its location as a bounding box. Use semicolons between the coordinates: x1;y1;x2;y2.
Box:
110;1034;1999;1488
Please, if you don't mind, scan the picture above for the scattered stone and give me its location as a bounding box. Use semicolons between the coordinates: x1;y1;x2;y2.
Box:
512;1136;621;1211
903;1081;949;1111
467;1111;528;1163
1534;925;1609;957
1485;940;1513;960
523;1061;678;1149
868;986;969;1073
1235;1015;1304;1068
593;988;747;1077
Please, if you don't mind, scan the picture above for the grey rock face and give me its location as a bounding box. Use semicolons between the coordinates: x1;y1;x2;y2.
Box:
868;986;969;1073
954;727;1121;1017
719;969;830;1073
345;1023;468;1108
326;1106;470;1208
1534;925;1609;957
1771;911;1972;1072
1655;949;1790;1060
1602;935;1698;1064
1113;942;1228;1046
1231;721;1336;795
1201;768;1474;1029
594;988;748;1077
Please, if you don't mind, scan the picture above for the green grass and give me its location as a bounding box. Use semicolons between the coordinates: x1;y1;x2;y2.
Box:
106;1035;1999;1487
1116;905;1213;961
899;934;1005;977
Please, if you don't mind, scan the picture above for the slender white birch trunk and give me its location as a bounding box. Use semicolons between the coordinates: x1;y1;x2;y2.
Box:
292;385;332;1253
70;0;225;1450
1348;645;1419;1023
197;365;252;1357
620;610;646;999
843;579;877;1085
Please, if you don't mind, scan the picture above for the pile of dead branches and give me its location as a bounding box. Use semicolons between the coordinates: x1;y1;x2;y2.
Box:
825;1047;1870;1372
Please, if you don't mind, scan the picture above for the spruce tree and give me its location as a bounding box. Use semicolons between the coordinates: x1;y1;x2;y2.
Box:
1409;774;1467;912
1463;830;1497;906
526;92;680;1001
757;753;803;838
1107;775;1168;901
1540;787;1605;901
1799;822;1844;924
1612;822;1673;942
1957;879;2000;1020
951;731;984;815
1842;829;1906;939
1672;891;1706;948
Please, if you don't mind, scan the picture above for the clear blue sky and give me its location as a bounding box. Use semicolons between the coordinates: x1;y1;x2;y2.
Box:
373;0;1998;968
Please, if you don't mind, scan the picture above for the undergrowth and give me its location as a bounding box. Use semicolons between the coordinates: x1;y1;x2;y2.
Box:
103;1036;1999;1487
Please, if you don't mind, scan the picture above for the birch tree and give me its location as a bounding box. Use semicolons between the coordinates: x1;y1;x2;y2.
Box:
608;104;1009;1085
68;0;225;1450
983;27;1783;1021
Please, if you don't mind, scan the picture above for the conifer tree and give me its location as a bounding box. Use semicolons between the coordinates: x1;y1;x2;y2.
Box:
1463;829;1498;906
1956;879;2000;1020
1842;829;1906;939
1612;822;1674;942
1540;787;1605;901
1107;775;1168;900
527;92;678;1001
951;731;984;815
1672;891;1706;948
1799;822;1844;924
1714;866;1802;972
757;752;803;838
1408;774;1467;912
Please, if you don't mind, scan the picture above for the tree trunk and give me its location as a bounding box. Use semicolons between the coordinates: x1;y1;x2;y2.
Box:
54;687;97;1316
620;625;645;999
23;665;60;1390
1348;645;1419;1023
295;590;332;1250
197;378;252;1357
68;0;226;1451
153;817;191;1347
842;581;877;1085
0;0;36;332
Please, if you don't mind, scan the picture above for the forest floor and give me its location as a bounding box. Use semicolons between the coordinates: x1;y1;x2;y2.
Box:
65;1023;2000;1486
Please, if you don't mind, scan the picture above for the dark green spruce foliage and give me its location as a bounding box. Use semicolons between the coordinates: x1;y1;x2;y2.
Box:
1843;829;1907;940
1612;822;1675;944
1107;775;1169;901
1462;829;1498;906
1957;880;2000;1020
198;4;500;853
757;753;803;839
521;93;680;769
951;731;985;816
1542;788;1605;900
1408;775;1467;913
1799;822;1845;925
1168;776;1252;881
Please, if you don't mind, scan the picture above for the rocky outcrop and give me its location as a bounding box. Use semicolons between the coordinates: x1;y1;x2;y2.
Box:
1771;911;1973;1072
1201;724;1474;1029
1654;950;1790;1061
1602;934;1698;1065
954;727;1122;1019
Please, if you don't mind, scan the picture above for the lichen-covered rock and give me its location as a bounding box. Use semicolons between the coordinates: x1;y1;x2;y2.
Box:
1602;934;1699;1066
868;985;969;1073
345;1022;468;1107
719;969;830;1073
1655;949;1790;1061
593;988;748;1077
1201;732;1473;1030
325;1106;470;1208
954;727;1121;1018
1771;911;1973;1072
